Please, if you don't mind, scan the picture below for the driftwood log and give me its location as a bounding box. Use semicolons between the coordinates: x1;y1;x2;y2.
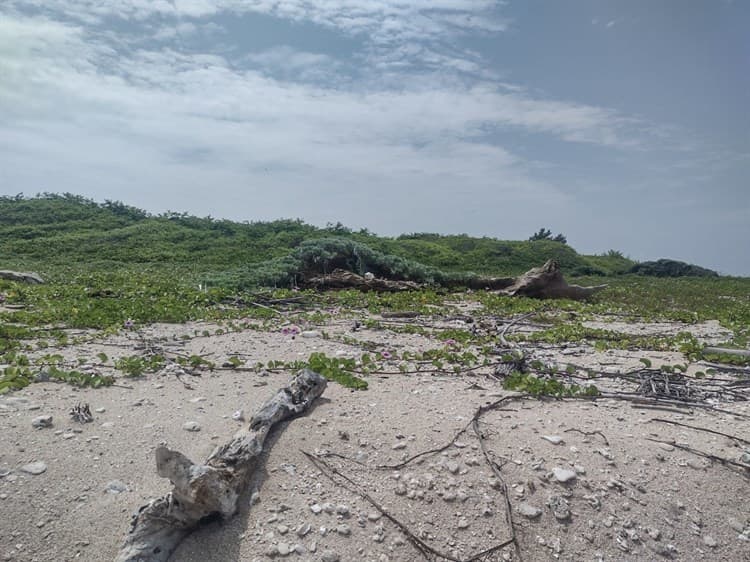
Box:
303;260;605;300
303;269;422;292
501;259;607;300
116;369;327;562
703;347;750;358
0;270;44;284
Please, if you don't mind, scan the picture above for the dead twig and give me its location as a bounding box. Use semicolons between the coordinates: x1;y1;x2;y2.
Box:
563;427;609;446
644;438;750;476
648;418;750;446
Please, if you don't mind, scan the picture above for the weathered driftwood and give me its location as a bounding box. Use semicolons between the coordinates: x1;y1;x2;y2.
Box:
115;369;327;562
703;347;750;358
303;269;422;292
301;262;603;300
502;259;607;300
0;270;44;284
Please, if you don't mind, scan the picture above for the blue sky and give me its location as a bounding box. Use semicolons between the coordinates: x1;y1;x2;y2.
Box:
1;1;747;274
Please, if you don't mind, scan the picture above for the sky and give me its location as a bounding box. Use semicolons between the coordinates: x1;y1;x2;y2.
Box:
0;1;748;275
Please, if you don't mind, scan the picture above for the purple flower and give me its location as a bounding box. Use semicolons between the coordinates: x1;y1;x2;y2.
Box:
281;325;300;336
381;351;392;360
443;338;457;347
123;319;135;330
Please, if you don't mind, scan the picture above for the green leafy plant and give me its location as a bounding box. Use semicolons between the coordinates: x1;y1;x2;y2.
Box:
503;372;599;398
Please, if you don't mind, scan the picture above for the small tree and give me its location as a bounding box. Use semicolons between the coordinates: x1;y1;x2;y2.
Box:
529;228;567;245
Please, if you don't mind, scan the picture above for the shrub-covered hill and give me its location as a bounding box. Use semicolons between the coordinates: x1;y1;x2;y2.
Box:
1;193;715;286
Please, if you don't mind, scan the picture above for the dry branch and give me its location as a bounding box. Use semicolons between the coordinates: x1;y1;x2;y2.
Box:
115;369;327;562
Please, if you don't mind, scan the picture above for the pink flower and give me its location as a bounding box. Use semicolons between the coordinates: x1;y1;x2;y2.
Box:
381;351;392;360
281;325;300;336
123;319;135;330
443;338;457;347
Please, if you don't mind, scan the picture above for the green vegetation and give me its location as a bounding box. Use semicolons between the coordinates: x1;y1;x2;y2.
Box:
629;259;718;278
1;194;631;281
1;194;748;393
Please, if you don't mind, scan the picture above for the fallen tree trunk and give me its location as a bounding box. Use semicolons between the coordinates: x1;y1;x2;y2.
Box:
502;259;607;300
303;269;422;292
115;369;327;562
302;261;605;301
703;347;750;359
0;270;44;284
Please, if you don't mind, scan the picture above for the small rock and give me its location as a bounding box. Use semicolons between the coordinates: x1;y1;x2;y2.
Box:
276;542;291;556
189;397;206;403
542;435;564;445
702;535;718;548
321;550;340;562
367;511;382;521
517;503;542;519
300;330;321;338
94;407;106;413
31;415;53;429
645;527;661;540
20;462;47;475
548;495;571;521
457;518;470;529
182;421;201;432
335;504;350;516
727;518;745;533
231;410;245;421
552;467;577;483
310;503;323;514
446;461;460;474
277;525;289;535
392;442;406;450
105;480;128;494
296;523;311;537
336;524;351;536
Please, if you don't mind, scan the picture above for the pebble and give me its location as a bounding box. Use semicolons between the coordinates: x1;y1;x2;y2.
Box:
31;415;53;429
367;512;382;521
105;480;128;494
94;407;106;413
336;524;351;536
321;551;340;562
517;503;542;519
335;504;350;516
728;518;745;533
189;397;206;403
548;495;571;521
232;410;245;421
296;523;311;537
552;467;577;483
300;330;321;338
20;462;47;475
310;504;323;514
457;518;470;529
542;435;564;445
446;461;460;474
276;542;291;556
182;421;201;432
702;535;718;548
392;442;406;450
